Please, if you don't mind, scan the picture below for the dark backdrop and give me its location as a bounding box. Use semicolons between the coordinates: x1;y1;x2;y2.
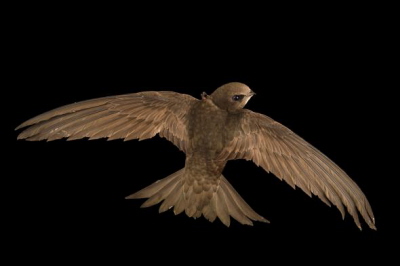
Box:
6;4;395;263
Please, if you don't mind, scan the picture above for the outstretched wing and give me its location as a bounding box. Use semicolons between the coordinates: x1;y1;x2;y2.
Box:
16;91;197;152
218;110;376;230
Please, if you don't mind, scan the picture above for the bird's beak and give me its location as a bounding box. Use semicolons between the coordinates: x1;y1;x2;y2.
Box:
249;90;256;96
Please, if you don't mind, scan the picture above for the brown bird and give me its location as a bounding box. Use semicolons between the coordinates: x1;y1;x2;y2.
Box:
15;82;376;230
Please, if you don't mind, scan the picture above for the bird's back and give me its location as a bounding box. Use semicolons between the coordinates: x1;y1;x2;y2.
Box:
187;99;240;160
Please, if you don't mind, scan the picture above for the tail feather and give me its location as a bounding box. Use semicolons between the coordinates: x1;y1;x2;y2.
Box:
140;176;180;208
126;169;184;199
215;188;231;226
221;176;269;223
159;184;182;213
202;204;217;223
220;184;254;226
173;193;186;215
125;168;269;226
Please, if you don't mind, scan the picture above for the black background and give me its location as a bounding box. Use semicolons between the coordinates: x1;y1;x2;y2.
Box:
5;3;396;263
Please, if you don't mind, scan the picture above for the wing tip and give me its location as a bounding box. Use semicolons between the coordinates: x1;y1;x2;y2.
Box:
125;194;140;200
368;217;377;230
259;217;271;224
16;119;36;131
15;124;24;131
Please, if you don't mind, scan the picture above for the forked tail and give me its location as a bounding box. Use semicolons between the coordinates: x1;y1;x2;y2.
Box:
126;168;269;226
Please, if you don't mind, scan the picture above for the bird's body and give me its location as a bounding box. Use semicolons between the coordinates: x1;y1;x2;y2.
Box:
180;95;251;222
16;82;376;229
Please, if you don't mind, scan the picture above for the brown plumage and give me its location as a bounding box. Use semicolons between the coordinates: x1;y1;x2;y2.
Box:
15;82;376;230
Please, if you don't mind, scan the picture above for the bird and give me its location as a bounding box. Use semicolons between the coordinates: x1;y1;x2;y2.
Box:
15;82;376;230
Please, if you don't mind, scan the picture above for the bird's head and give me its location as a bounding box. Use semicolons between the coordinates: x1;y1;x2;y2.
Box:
208;82;255;112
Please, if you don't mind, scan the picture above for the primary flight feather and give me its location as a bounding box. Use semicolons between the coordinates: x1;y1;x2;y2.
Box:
16;82;376;230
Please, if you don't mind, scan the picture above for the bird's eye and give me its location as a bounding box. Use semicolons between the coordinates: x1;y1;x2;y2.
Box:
232;95;245;101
